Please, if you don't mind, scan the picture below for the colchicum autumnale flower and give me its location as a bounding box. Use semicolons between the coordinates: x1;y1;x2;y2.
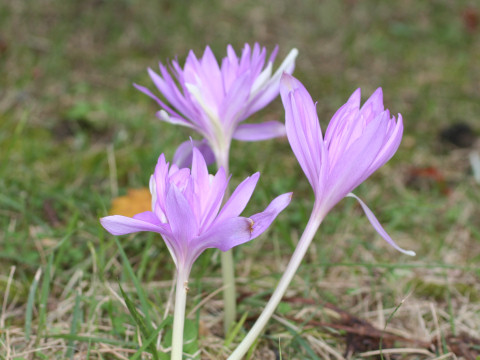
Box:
101;149;291;360
100;148;292;275
280;73;414;255
134;43;298;167
228;75;414;360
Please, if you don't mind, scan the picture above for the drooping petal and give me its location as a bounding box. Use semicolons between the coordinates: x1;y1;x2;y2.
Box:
346;193;415;256
215;172;260;223
233;121;286;141
249;192;293;239
100;215;168;236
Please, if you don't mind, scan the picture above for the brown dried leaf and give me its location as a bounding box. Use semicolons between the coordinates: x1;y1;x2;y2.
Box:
109;188;151;217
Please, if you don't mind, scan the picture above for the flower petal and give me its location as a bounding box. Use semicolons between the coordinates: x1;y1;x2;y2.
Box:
193;217;254;255
249;192;292;239
281;73;323;194
247;48;299;117
232;121;286;141
346;193;416;256
100;215;167;236
215;172;260;223
172;139;215;168
133;83;191;127
165;185;198;249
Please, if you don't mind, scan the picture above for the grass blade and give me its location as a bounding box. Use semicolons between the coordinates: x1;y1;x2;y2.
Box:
37;254;54;344
115;237;152;326
25;267;42;341
66;290;82;359
119;283;159;360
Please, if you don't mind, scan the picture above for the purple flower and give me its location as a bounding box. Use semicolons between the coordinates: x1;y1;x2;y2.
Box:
280;74;414;256
100;149;292;274
135;43;298;167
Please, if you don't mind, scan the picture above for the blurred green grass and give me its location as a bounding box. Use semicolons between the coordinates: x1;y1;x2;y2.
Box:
1;0;480;358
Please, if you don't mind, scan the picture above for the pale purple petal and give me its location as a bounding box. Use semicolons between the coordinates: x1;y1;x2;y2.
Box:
165;185;197;248
281;74;322;193
215;172;260;224
198;167;229;231
100;215;167;236
324;115;388;209
192;217;254;255
133;211;161;224
219;71;252;130
346;193;415;256
172;139;215;168
133;83;191;128
233;121;286;141
249;192;292;239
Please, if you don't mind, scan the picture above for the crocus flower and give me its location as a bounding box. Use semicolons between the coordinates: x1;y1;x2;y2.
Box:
280;73;414;256
228;76;416;360
135;43;298;168
100;148;292;275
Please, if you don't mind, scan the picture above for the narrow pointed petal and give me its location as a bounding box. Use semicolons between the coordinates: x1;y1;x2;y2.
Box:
233;121;286;141
346;193;415;256
246;48;299;116
215;172;260;223
100;215;167;236
281;73;323;193
133;83;190;127
249;192;292;239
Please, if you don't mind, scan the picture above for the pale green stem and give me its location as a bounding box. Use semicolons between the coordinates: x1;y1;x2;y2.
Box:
228;208;324;360
221;249;236;333
171;267;189;360
215;145;237;334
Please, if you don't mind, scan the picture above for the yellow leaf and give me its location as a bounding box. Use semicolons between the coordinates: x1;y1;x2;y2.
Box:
109;188;152;217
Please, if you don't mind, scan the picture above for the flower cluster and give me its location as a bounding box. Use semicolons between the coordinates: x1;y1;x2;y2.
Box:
100;43;414;359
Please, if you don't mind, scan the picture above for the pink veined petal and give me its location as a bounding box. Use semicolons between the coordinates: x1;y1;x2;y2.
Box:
165;185;198;252
173;139;215;168
100;215;168;236
215;172;260;224
232;121;286;141
346;193;416;256
249;192;292;239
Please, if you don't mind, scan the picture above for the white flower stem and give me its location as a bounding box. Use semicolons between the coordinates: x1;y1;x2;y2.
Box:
171;267;189;360
228;209;323;360
215;146;237;334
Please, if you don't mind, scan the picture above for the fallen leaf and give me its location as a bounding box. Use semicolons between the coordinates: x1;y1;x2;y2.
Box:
109;188;151;217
